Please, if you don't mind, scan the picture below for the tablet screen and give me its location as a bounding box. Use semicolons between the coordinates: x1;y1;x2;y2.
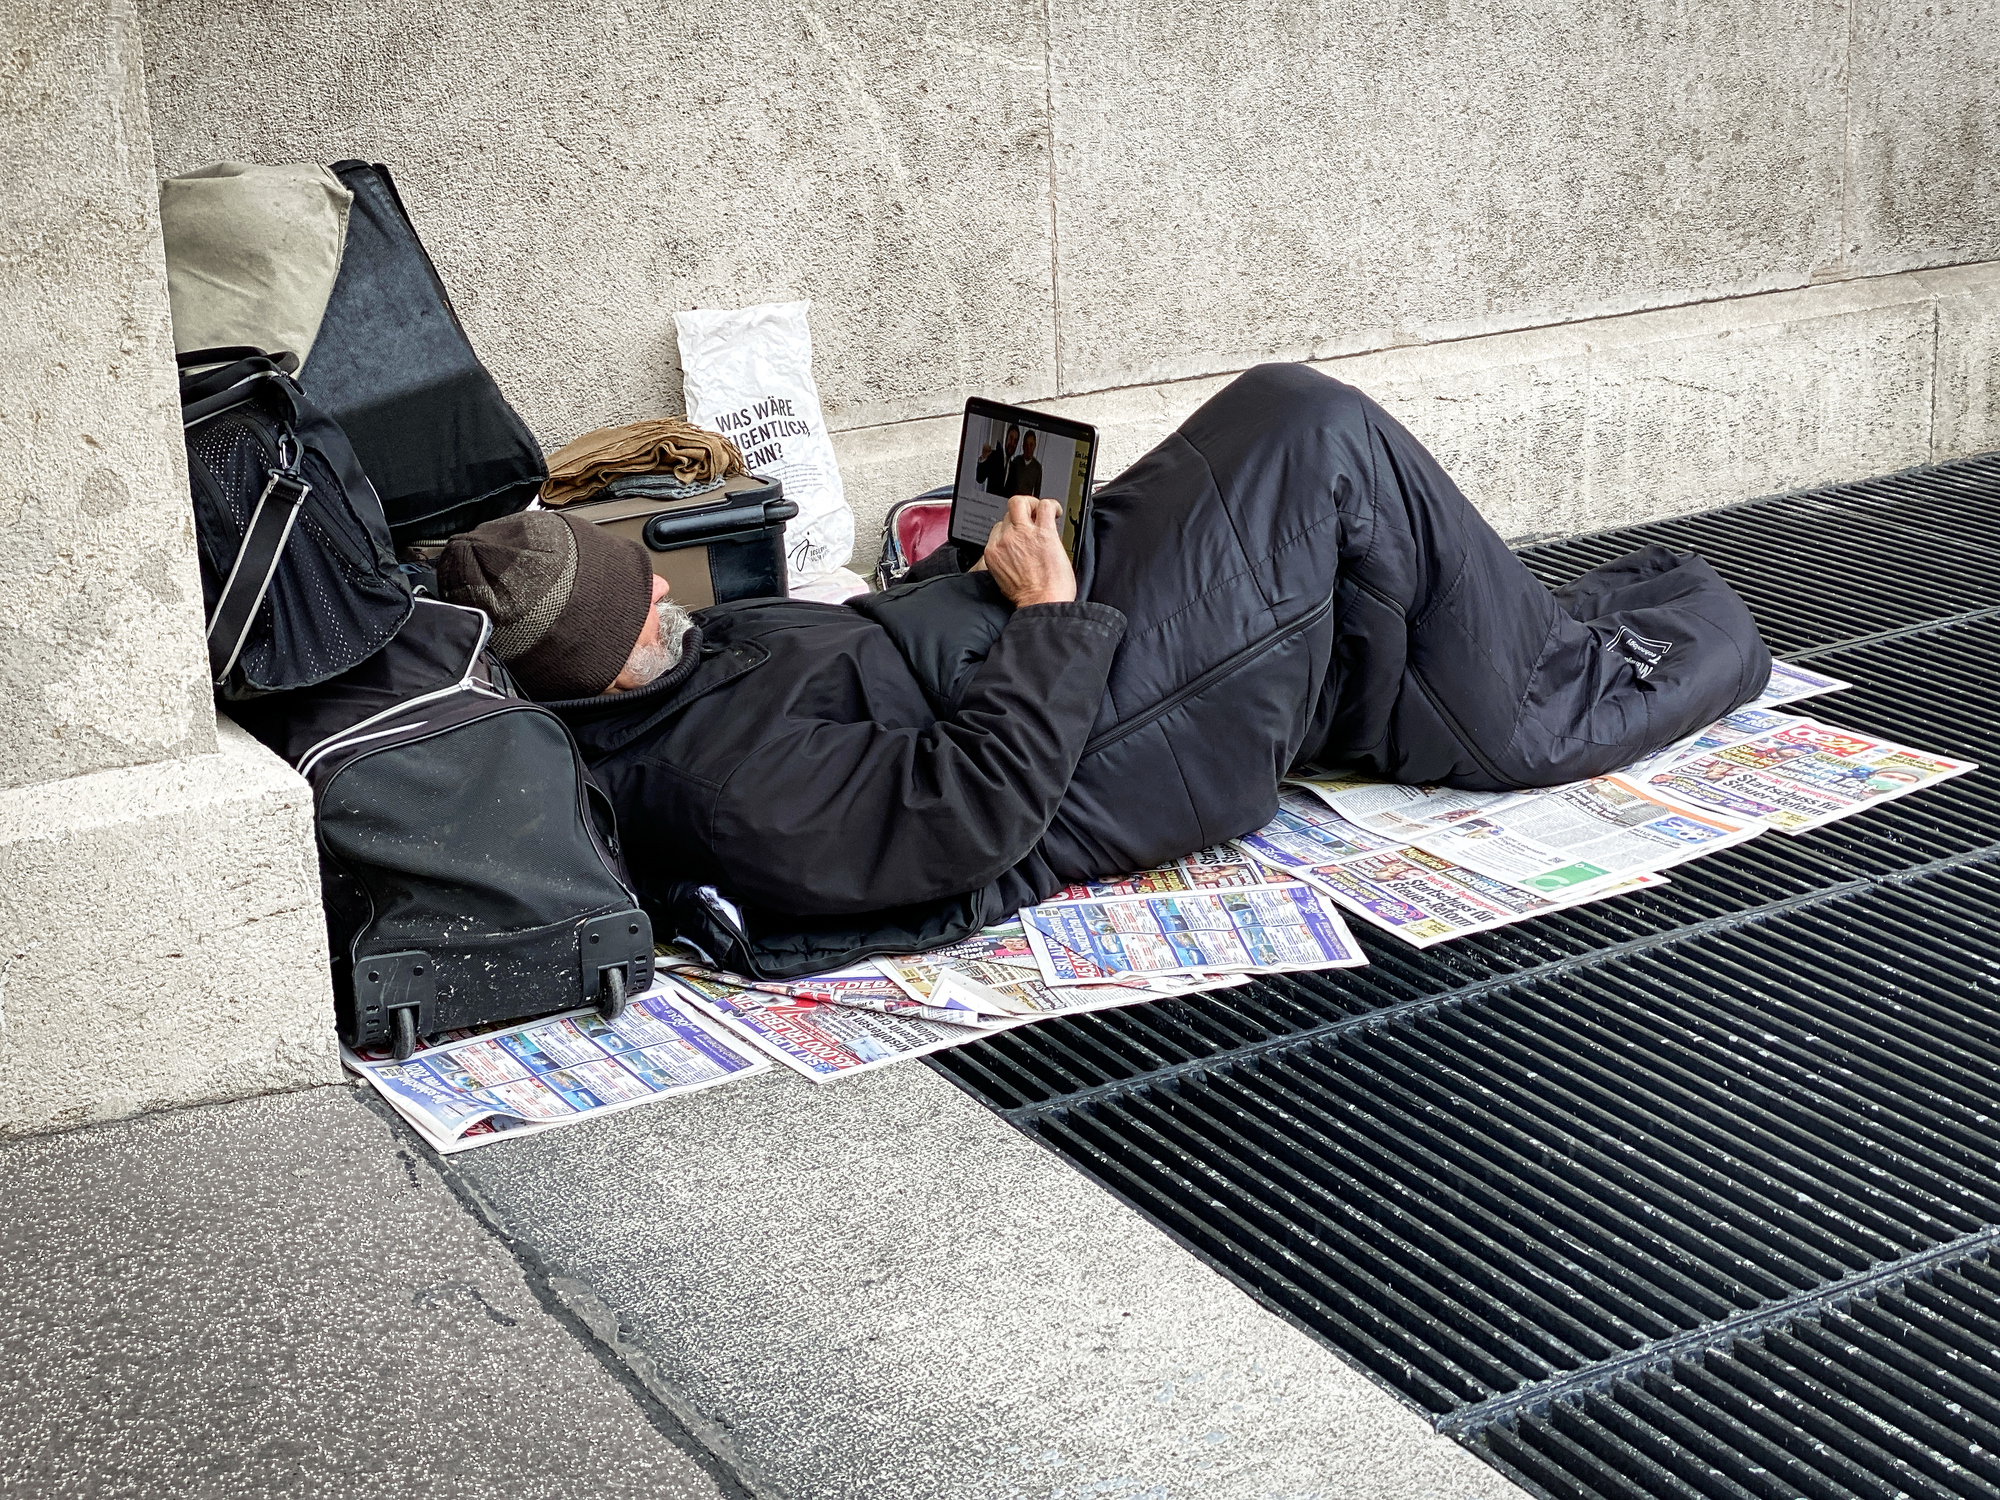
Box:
950;404;1096;559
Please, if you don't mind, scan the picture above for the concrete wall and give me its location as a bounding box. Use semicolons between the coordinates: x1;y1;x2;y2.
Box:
2;0;215;791
0;0;338;1136
138;0;2000;557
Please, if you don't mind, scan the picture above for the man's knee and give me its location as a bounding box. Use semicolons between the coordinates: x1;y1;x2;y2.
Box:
1174;364;1378;494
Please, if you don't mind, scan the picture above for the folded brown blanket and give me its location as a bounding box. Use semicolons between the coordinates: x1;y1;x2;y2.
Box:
541;418;745;507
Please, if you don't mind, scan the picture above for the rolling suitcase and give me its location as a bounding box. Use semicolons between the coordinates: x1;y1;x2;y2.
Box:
561;473;799;608
302;160;546;545
229;597;655;1059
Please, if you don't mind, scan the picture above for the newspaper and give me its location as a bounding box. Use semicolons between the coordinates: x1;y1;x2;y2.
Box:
667;966;1000;1083
871;921;1250;1021
664;959;1014;1027
1020;879;1366;986
1407;774;1764;896
343;984;770;1153
1758;659;1850;708
1641;717;1976;834
1052;843;1287;900
1239;788;1666;948
1286;775;1516;844
1615;706;1805;781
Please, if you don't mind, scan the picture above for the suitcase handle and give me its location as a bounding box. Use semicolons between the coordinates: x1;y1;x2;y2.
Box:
643;498;797;551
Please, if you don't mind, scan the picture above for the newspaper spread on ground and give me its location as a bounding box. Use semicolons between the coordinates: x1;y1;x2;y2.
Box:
1640;717;1977;834
343;983;770;1153
667;964;1003;1084
1284;777;1513;844
871;921;1251;1021
1020;878;1366;987
1051;843;1288;900
1239;787;1667;948
1615;706;1805;781
1289;659;1853;844
1402;774;1765;897
1758;659;1850;708
665;959;1015;1027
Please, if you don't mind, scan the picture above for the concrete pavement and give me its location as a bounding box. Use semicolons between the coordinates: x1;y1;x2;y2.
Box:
2;1065;1527;1500
451;1060;1523;1500
0;1087;733;1500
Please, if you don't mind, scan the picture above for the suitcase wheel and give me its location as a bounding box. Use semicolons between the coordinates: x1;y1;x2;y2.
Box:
390;1005;419;1062
599;965;628;1022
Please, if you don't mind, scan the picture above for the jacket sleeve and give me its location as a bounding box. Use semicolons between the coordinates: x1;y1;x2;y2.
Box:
705;601;1127;915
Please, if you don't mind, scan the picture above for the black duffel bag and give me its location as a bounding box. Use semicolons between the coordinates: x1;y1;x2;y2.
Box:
229;597;655;1060
180;346;413;699
302;161;546;545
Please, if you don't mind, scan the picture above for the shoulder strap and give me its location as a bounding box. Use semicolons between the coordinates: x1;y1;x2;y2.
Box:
206;465;313;685
179;349;305;427
177;346;300;372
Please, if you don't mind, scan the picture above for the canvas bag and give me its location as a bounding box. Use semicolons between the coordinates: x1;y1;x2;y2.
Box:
303;161;547;545
674;300;853;576
159;162;352;367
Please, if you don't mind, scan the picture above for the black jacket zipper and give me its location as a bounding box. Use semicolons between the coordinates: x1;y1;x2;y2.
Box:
1081;589;1338;759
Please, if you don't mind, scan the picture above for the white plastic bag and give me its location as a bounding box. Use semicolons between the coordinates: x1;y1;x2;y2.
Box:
674;300;853;576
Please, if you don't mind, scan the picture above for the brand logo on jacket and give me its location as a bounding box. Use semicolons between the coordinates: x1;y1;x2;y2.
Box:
1606;626;1672;678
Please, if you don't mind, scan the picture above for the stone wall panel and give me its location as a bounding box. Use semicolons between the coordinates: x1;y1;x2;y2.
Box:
140;0;1060;447
1045;0;1849;394
1848;0;2000;275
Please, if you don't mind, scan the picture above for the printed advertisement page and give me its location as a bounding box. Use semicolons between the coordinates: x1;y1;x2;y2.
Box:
667;969;998;1084
1642;718;1976;834
1241;783;1668;947
344;985;770;1153
1616;706;1805;781
1238;787;1399;869
1411;775;1764;894
1757;660;1851;708
870;923;1232;1020
666;959;1012;1028
1020;881;1366;987
1051;843;1285;900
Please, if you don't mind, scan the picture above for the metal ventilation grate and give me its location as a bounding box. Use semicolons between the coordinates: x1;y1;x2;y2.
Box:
1473;1249;2000;1499
931;451;2000;1500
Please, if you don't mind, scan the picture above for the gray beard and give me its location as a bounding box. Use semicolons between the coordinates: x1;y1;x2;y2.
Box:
620;599;695;687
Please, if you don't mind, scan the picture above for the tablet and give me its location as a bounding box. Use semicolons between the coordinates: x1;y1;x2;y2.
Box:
948;398;1098;562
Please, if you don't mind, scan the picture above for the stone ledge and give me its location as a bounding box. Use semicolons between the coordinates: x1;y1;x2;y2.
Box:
0;718;338;1137
831;263;1999;558
1923;262;2000;461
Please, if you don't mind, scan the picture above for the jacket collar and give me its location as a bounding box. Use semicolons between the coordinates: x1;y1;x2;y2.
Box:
538;626;767;760
537;626;707;719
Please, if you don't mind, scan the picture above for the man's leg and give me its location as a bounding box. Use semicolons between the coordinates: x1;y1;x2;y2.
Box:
1027;364;1363;885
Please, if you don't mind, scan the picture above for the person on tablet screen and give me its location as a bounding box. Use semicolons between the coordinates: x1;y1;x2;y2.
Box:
977;424;1018;497
437;363;1771;979
1005;429;1044;500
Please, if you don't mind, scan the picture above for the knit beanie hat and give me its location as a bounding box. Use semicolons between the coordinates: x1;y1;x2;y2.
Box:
437;511;655;699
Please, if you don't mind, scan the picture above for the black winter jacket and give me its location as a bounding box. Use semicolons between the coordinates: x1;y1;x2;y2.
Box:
548;579;1132;974
545;365;1770;976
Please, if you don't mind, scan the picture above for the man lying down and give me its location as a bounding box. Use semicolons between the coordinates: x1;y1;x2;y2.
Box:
438;363;1771;979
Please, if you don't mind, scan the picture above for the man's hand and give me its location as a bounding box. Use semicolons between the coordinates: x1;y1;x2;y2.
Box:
973;494;1077;607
